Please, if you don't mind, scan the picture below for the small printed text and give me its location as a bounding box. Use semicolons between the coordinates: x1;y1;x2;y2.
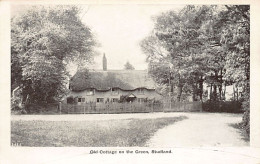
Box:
89;149;172;155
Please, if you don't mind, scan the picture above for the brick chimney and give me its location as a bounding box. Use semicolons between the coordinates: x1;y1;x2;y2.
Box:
103;53;107;71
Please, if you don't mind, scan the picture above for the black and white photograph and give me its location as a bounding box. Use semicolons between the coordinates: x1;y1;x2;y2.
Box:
1;1;260;164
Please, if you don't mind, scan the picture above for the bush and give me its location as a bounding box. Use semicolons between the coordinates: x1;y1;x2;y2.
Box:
202;100;243;113
242;109;250;137
11;97;21;111
67;96;75;104
23;103;59;114
11;96;28;114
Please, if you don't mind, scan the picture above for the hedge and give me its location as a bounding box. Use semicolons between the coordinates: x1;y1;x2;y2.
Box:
202;100;243;113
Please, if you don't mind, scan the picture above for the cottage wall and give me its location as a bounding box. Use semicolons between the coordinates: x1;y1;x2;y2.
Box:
69;88;162;104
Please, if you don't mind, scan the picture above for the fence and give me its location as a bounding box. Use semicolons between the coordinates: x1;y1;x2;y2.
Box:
164;101;202;112
59;101;202;114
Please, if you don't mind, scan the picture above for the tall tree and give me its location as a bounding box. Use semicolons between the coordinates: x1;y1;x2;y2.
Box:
141;6;211;101
220;5;250;135
221;5;250;104
124;61;135;70
141;5;249;103
11;5;97;105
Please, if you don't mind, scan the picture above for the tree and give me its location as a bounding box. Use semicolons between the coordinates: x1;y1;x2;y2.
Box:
141;6;212;101
220;5;250;135
141;5;249;104
11;5;97;107
220;5;249;103
124;61;135;70
141;4;250;135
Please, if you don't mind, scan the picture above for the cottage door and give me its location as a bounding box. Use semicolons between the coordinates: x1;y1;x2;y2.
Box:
127;94;136;102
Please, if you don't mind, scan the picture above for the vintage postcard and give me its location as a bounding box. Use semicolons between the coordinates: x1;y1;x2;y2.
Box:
1;0;260;163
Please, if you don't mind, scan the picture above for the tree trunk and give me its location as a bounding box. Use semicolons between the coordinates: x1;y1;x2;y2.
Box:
213;84;217;101
170;83;174;102
218;69;223;100
212;71;218;101
219;85;222;100
192;92;197;101
236;87;239;101
176;73;183;102
192;84;197;101
170;82;174;93
199;76;203;101
210;84;213;100
177;85;183;102
223;84;226;100
233;85;238;101
233;85;235;101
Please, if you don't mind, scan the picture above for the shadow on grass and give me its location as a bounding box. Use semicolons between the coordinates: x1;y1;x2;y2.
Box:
11;116;188;147
229;122;250;142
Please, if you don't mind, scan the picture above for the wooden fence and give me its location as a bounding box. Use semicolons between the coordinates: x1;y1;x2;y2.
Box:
163;101;202;112
59;101;202;114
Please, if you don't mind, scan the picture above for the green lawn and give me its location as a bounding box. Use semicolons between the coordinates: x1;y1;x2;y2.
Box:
11;116;187;147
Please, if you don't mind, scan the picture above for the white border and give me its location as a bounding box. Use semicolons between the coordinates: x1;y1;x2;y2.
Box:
1;0;260;163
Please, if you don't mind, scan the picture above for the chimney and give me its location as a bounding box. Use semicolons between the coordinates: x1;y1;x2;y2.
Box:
103;53;107;71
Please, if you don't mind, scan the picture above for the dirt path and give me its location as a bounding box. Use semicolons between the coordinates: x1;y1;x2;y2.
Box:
147;113;248;147
11;112;186;121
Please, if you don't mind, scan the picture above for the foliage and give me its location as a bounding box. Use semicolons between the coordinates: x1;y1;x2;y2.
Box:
242;109;250;137
11;96;22;111
124;61;135;70
11;5;97;107
202;100;242;113
141;6;217;101
221;5;250;103
220;5;250;136
141;5;249;103
66;96;75;104
141;5;250;135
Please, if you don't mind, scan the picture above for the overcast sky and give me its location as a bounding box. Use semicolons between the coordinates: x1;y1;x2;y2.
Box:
11;4;184;74
81;5;184;70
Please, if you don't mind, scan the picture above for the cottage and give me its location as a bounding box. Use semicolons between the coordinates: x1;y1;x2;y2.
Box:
68;54;162;104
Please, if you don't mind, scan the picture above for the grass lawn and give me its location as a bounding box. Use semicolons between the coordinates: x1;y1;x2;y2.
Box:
11;116;187;147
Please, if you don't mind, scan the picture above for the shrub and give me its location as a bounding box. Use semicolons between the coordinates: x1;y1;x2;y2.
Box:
11;97;21;111
242;109;250;137
23;103;59;114
202;100;243;113
67;96;75;104
11;96;28;114
241;91;250;137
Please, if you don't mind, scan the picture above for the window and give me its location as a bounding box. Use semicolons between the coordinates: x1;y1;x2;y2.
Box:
86;89;94;96
111;98;119;102
78;98;85;102
96;98;104;103
137;88;144;95
111;88;119;95
138;98;145;103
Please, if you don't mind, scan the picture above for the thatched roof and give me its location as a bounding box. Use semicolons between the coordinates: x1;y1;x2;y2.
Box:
69;69;157;91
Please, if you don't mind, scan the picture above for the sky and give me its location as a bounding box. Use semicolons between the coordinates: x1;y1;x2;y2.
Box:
80;4;184;71
11;4;184;75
